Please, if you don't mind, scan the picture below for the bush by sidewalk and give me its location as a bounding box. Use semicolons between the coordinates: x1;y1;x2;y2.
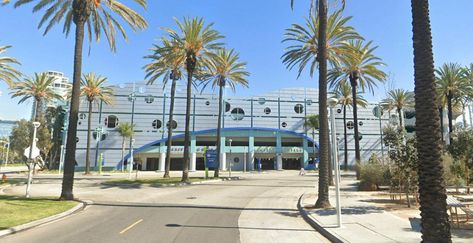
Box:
0;195;78;230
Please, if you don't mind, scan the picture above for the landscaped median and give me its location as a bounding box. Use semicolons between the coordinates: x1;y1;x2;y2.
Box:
0;195;80;233
101;177;237;187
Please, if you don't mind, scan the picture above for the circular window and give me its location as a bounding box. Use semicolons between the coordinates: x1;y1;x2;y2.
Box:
234;157;240;163
294;104;304;114
306;99;313;105
145;95;154;104
258;98;266;105
264;107;271;115
205;101;210;106
354;133;363;141
105;115;119;128
230;108;245;120
225;102;231;112
152;119;162;129
337;108;342;113
281;122;287;128
166;120;177;130
346;121;354;130
359;121;364;126
79;113;86;119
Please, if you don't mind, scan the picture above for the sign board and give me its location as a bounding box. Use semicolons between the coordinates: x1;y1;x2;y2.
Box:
205;149;218;169
372;106;383;118
24;146;40;159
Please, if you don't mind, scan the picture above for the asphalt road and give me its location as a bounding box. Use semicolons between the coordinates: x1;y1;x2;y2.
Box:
2;171;328;243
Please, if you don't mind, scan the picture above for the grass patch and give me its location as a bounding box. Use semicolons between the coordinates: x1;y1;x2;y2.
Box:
0;195;78;230
1;163;26;167
102;177;213;186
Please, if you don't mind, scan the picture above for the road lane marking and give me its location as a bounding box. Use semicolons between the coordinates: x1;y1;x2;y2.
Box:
119;219;143;234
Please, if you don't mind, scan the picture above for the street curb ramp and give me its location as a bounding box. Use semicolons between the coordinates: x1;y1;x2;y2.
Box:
297;194;344;243
0;199;87;238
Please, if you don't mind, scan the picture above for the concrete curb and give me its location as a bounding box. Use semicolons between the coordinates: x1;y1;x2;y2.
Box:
297;194;344;243
101;176;241;188
0;200;87;238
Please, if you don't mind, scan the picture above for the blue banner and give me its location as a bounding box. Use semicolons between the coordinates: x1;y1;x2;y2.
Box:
205;149;218;169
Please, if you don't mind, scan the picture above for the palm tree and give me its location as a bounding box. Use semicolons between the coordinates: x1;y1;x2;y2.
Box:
8;0;147;200
304;114;319;167
0;45;21;87
328;40;386;179
80;73;113;175
435;62;468;139
382;89;414;130
117;122;134;172
283;3;358;209
331;82;367;171
166;17;223;182
144;37;185;179
10;73;63;121
411;0;451;241
201;48;249;178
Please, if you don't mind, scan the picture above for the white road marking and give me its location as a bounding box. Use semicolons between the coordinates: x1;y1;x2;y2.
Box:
119;219;143;234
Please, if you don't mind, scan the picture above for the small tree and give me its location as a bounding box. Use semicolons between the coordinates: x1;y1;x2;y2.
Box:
117;122;134;171
448;128;473;190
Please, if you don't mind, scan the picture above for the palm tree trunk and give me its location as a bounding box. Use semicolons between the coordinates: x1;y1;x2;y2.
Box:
214;80;224;178
411;0;451;241
164;77;177;179
398;108;403;129
461;101;467;128
121;137;125;171
182;58;196;182
60;17;87;200
350;74;361;180
343;105;348;171
447;92;453;138
85;100;92;174
314;0;331;209
34;99;42;121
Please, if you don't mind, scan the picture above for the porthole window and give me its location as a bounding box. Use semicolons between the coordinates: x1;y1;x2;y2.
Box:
225;102;231;112
152;119;162;129
306;99;313;105
234;157;240;163
230;108;245;120
337;108;342;113
346;121;354;130
264;107;271;114
105;115;119;128
145;95;154;104
281;122;287;128
166;120;177;130
205;101;210;106
294;104;304;114
79;113;86;119
359;121;364;126
258;98;266;105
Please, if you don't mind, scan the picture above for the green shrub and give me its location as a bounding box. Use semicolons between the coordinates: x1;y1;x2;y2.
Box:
359;153;390;191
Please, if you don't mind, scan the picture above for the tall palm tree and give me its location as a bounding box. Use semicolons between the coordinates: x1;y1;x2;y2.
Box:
283;4;358;209
8;0;147;200
144;37;185;179
117;122;134;172
80;73;113;175
411;0;451;241
435;62;468;139
0;45;21;87
10;73;62;121
166;17;223;182
382;89;414;130
201;48;249;178
328;40;386;179
304;114;319;167
331;82;367;171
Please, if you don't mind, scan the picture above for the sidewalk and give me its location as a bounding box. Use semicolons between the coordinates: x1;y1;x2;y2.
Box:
299;175;473;243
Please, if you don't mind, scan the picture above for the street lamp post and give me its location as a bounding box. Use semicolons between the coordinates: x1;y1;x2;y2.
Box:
128;138;135;179
94;100;104;171
328;97;342;228
228;138;232;178
26;121;41;198
128;82;136;174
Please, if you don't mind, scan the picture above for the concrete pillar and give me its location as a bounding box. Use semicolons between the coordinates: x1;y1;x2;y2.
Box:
248;136;255;171
303;138;309;169
190;135;196;171
159;152;166;172
276;134;282;170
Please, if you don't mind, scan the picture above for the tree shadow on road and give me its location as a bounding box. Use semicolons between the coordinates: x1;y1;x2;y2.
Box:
313;206;383;216
165;223;314;232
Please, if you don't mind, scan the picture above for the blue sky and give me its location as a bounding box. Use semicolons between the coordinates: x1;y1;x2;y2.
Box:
1;0;473;120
